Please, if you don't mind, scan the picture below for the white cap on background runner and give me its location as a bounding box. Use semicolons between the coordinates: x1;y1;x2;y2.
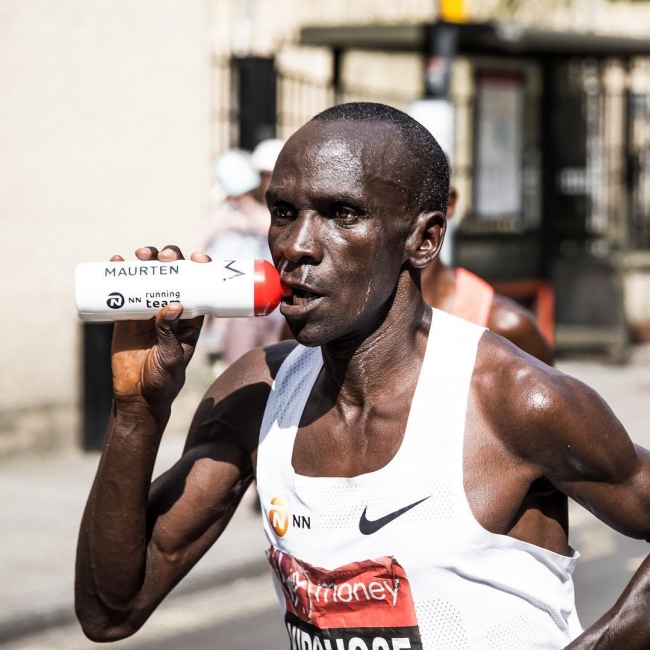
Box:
252;139;285;173
214;149;260;198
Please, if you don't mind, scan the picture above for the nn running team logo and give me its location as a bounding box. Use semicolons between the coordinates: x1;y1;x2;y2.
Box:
106;292;125;309
269;497;289;537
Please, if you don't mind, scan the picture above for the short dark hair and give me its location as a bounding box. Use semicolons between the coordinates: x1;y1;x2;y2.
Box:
311;102;449;215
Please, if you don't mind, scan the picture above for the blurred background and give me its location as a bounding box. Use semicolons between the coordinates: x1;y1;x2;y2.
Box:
2;0;650;648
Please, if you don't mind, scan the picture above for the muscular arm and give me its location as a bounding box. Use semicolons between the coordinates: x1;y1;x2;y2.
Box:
539;381;650;648
75;345;288;641
487;295;554;366
74;242;296;642
485;337;650;648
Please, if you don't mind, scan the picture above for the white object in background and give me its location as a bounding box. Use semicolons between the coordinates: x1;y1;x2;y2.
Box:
409;99;456;265
409;98;455;163
439;216;456;267
75;259;283;322
474;75;524;219
213;149;260;198
252;139;285;173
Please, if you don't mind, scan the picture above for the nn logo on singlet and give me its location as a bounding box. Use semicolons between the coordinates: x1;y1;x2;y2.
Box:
269;497;311;537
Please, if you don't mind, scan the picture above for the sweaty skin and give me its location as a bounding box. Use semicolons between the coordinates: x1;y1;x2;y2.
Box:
421;187;554;365
76;120;650;649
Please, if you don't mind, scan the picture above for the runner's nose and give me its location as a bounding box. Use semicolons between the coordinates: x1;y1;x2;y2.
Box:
274;212;323;267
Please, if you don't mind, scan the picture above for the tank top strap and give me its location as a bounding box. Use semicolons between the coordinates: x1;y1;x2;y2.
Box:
407;308;486;467
452;267;494;327
257;344;323;484
424;308;485;486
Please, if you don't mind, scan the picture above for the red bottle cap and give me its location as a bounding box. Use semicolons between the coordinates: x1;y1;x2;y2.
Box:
253;260;284;316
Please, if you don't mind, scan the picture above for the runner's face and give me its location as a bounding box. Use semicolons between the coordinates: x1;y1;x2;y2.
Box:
267;120;416;346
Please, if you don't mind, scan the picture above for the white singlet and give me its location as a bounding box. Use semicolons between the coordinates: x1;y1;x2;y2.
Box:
257;308;582;650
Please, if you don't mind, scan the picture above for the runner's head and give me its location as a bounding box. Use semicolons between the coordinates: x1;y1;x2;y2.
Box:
267;102;448;346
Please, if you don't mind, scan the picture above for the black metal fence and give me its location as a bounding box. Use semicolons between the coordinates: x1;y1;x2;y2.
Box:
277;70;335;140
629;92;650;250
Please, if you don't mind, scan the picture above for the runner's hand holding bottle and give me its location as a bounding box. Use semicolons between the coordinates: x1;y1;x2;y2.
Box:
76;246;283;413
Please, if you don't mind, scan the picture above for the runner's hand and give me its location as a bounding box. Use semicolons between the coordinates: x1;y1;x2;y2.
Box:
109;246;210;413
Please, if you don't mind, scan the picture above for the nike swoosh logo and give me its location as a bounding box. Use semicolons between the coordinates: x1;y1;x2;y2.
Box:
359;496;431;535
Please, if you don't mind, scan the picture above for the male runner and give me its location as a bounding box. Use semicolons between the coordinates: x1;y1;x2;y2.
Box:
421;186;553;364
76;103;650;649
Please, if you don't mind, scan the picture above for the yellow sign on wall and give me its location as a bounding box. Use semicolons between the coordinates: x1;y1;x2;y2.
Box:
441;0;469;23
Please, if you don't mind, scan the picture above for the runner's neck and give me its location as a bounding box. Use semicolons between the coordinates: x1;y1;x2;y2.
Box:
319;281;431;408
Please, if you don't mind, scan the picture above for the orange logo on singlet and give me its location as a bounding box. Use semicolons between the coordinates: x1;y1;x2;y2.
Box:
269;497;289;537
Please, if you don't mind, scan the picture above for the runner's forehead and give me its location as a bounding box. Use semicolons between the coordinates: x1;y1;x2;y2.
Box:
271;121;409;204
272;128;363;197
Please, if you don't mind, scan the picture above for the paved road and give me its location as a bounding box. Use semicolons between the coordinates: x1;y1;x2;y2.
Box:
132;605;287;650
571;503;647;626
4;574;287;650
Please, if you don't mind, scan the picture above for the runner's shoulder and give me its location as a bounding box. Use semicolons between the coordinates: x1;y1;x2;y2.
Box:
186;340;299;452
205;339;299;402
473;331;583;458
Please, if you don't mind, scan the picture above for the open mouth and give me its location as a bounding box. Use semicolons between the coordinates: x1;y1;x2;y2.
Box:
280;286;324;317
285;287;320;307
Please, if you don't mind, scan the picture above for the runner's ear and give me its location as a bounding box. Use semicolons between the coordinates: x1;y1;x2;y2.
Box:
405;211;446;269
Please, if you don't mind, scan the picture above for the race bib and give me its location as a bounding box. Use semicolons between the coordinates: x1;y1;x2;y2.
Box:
268;547;423;650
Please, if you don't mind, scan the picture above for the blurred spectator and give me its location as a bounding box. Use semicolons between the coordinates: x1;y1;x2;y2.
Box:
252;138;285;197
201;147;284;373
203;149;270;261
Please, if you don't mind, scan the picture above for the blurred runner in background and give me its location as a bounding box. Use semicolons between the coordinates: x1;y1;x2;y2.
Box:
421;182;554;364
200;148;279;371
252;138;285;198
203;144;285;371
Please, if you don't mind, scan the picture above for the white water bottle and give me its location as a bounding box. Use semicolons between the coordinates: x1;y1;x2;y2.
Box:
75;259;284;322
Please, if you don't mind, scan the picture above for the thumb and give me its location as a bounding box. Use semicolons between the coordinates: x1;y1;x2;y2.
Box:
154;303;184;368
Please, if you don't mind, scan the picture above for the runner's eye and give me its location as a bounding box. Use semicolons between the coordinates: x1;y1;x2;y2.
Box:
332;205;358;220
272;205;296;220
